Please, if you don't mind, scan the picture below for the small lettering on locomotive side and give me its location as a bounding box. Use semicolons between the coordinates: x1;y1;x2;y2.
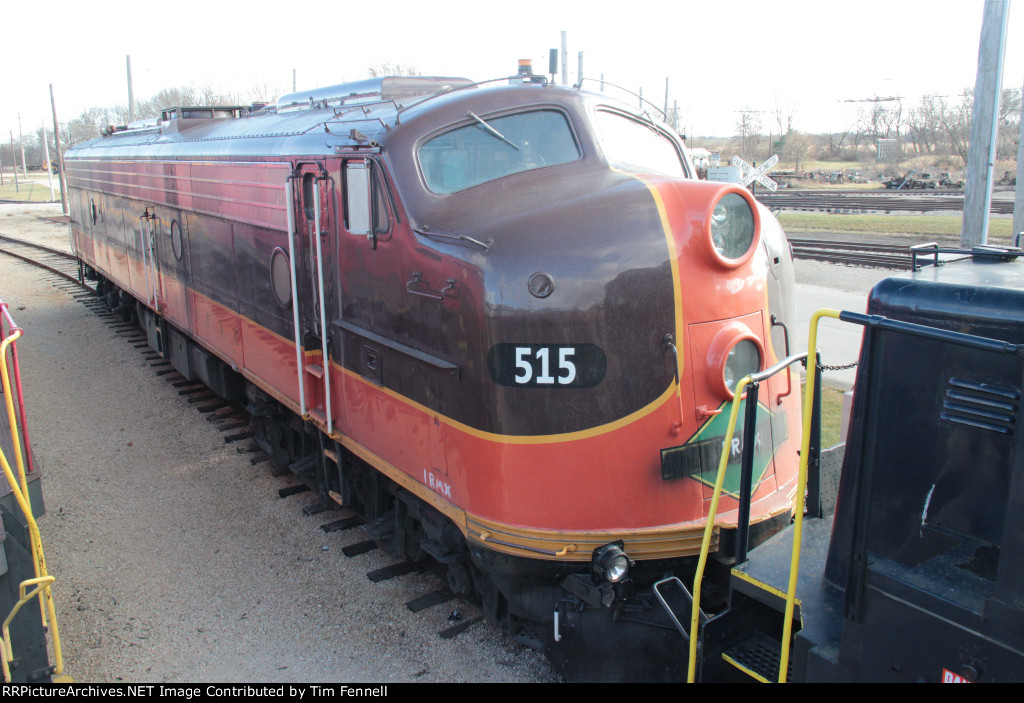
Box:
423;469;452;497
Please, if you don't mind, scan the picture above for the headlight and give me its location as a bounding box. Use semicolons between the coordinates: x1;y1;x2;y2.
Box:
723;340;761;394
704;189;760;267
706;323;765;399
592;542;631;584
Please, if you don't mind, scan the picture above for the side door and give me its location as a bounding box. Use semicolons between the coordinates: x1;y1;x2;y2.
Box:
335;157;450;480
288;164;339;433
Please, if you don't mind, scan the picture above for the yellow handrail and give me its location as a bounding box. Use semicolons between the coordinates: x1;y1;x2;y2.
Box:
1;327;28;500
687;374;752;682
776;308;840;682
0;575;54;683
686;311;840;683
0;314;69;682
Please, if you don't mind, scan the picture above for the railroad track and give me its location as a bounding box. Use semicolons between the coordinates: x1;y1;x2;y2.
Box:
788;237;921;269
758;191;1014;215
0;234;91;290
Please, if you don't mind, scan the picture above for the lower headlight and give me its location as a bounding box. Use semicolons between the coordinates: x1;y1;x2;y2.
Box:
592;542;631;583
723;339;761;394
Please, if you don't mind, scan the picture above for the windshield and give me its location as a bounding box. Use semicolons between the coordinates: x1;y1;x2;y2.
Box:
594;109;686;178
419;109;580;194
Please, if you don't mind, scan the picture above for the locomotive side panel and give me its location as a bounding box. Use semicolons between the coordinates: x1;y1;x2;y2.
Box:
232;220;301;401
122;198;153;305
152;207;191;333
185;213;244;368
331;158;460;493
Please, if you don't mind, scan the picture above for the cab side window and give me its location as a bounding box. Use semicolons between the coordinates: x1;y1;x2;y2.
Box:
344;160;393;242
594;109;688;178
372;171;391;236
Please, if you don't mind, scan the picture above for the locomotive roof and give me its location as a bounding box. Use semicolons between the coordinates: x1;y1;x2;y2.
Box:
873;250;1024;328
64;75;644;162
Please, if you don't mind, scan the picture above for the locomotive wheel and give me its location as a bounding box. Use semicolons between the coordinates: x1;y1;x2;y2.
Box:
446;561;474;598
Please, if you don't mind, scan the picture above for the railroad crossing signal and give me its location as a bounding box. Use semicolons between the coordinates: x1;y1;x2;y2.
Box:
731;154;779;192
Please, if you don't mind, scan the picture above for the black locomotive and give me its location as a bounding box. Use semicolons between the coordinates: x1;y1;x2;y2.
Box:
681;246;1024;683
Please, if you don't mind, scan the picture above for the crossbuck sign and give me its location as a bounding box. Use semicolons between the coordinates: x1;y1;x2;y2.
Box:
731;154;779;192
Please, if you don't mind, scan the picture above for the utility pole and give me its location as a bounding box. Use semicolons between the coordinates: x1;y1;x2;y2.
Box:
962;0;1009;248
18;114;26;177
10;132;19;193
664;78;669;120
42;120;55;201
50;84;68;214
127;55;136;122
560;31;568;86
577;51;583;87
1013;66;1024;242
293;69;296;92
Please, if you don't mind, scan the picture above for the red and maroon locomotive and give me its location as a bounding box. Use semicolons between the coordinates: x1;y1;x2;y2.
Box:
65;68;801;680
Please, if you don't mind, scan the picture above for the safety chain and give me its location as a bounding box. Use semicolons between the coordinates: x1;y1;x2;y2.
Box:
817;359;859;372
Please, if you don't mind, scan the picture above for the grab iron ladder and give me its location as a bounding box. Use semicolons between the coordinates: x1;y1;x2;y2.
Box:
285;177;333;435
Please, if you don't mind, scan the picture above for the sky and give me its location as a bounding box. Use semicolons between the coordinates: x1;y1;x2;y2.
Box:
2;0;1023;144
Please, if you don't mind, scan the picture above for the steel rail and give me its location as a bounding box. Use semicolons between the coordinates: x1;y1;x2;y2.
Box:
0;242;92;291
0;234;77;260
757;191;1014;215
788;237;918;269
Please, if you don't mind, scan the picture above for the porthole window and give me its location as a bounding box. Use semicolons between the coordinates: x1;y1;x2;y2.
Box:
170;220;183;261
270;247;292;308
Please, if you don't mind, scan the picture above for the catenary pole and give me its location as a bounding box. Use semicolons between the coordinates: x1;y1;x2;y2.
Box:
18;114;26;177
961;0;1009;248
127;55;136;123
10;132;19;192
561;31;568;86
1015;72;1024;241
42;120;55;201
50;84;68;215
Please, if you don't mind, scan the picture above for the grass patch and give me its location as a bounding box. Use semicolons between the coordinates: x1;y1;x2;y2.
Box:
794;383;847;449
820;386;847;449
779;211;1013;243
0;179;59;203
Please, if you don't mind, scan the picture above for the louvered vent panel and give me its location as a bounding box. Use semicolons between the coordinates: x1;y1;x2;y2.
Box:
941;377;1020;434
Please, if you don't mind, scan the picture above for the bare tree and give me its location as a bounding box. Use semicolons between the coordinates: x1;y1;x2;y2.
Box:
868;100;903;140
59;107;114;149
245;79;288;105
773;96;798;141
998;87;1021;160
852;107;872;157
367;63;419;78
906;95;943;155
939;90;973;163
781;131;812;172
735;110;763;162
